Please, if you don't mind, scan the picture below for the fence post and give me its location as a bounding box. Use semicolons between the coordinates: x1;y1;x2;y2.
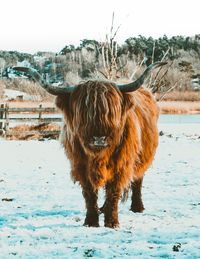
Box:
4;103;9;133
39;104;42;121
0;104;4;131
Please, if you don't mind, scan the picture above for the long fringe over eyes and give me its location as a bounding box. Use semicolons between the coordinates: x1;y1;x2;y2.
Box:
72;81;123;133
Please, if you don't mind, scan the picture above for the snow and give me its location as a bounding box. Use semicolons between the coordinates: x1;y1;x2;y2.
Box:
3;89;40;101
0;122;200;258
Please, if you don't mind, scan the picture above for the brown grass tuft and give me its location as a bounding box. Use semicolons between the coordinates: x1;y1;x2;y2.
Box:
7;123;60;140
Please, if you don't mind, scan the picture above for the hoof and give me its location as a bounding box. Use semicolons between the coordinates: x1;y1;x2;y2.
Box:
104;220;119;229
130;205;145;213
83;216;99;227
83;222;100;227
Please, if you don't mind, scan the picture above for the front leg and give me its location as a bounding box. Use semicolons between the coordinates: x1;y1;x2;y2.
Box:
82;182;99;227
103;183;121;228
130;178;144;212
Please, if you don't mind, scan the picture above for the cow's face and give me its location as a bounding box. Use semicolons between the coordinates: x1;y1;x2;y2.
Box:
73;82;123;153
56;81;132;154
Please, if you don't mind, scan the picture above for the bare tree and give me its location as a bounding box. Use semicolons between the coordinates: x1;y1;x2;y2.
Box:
99;12;121;80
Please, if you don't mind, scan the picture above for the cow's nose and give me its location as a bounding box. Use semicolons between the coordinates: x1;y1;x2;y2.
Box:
92;136;108;147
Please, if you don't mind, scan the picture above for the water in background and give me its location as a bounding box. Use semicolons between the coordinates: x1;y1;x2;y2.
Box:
159;114;200;124
158;114;200;135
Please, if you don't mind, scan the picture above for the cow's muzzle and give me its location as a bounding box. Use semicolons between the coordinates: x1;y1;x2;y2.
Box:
89;136;108;148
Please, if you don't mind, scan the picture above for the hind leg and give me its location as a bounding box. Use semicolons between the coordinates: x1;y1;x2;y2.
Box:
130;178;144;213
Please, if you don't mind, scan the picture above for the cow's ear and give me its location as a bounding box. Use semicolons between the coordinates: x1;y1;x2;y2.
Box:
123;93;135;111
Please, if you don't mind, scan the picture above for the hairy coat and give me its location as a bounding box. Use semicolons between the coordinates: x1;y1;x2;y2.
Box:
56;81;159;227
11;62;165;228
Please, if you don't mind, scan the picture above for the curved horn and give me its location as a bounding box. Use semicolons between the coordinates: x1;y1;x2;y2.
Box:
12;67;76;96
117;61;167;92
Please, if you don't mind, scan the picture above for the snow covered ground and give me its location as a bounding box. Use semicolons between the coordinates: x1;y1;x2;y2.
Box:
0;121;200;258
3;90;40;101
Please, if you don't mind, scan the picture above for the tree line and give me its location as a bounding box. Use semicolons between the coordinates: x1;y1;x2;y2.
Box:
0;34;200;94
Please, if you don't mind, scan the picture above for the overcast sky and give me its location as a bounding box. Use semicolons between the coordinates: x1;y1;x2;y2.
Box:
0;0;199;54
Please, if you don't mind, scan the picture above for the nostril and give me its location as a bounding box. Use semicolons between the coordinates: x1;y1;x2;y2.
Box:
93;136;106;142
90;136;108;147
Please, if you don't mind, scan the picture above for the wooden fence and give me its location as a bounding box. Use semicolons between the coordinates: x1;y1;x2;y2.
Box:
0;103;62;138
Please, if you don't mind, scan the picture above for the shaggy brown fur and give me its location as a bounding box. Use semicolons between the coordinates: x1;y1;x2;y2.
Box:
56;80;159;228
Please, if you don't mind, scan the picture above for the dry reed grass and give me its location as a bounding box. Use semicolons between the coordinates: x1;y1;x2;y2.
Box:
156;90;200;102
158;101;200;114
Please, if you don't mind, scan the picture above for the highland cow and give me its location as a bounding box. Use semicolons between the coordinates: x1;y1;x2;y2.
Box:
13;62;166;228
